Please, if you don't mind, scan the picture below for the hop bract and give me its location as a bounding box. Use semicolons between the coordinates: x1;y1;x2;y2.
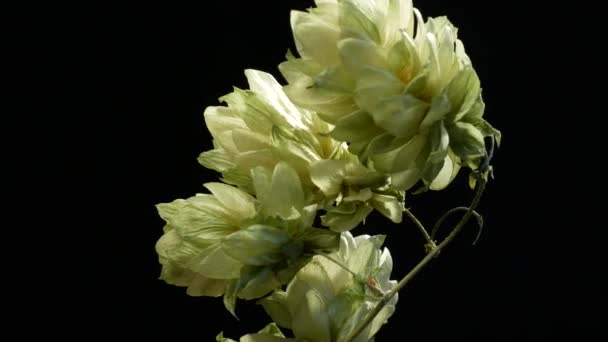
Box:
282;0;500;191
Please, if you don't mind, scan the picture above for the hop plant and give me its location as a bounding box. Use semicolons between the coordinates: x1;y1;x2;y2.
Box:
155;0;499;340
282;0;500;190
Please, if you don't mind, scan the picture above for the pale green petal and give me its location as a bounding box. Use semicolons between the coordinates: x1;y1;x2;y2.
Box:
291;10;340;66
245;69;311;129
429;154;454;190
314;65;356;93
447;121;485;163
343;162;387;187
270;126;320;178
279;51;324;84
327;290;364;339
222;169;253;191
446;67;481;122
156;200;186;225
323;204;374;232
215;130;239;155
453;36;471;64
338;38;388;73
284;78;357;122
310;159;348;196
188;244;242;279
251;166;273;205
314;254;352;295
419;93;452;129
343;188;373;202
387;32;418;76
220;88;275;134
384;0;414;44
390;168;421;190
347;234;384;275
299;227;340;252
339;0;381;42
369;301;396;338
473;118;502;146
204;182;257;220
237;266;281;300
354;67;404;114
224;279;238;318
298;204;319;232
412;8;427;47
337;302;373;342
461;96;485;122
265;161;306;219
156;198;236;244
291;291;331;342
257;323;285;337
331;110;382;143
216;331;237;342
158;263;193;287
370;193;403;223
287;260;335;310
259;291;293;329
186;274;226;297
234;149;276;171
369;94;429;138
222;225;291;266
375;247;394;285
427;121;449;164
231;128;269;151
372;133;426;173
156;230;199;267
198;148;235;173
204;106;246;138
240;334;287;342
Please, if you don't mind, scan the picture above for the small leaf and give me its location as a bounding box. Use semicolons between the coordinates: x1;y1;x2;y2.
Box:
222;225;290;266
224;279;238;319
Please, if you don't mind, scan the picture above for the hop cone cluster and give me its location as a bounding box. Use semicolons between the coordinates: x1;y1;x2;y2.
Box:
155;1;498;341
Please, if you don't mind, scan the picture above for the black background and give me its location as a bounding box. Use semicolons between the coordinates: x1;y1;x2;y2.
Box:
21;0;603;340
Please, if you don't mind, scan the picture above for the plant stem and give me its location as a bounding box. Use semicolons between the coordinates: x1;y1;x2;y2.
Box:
403;207;436;250
345;180;486;342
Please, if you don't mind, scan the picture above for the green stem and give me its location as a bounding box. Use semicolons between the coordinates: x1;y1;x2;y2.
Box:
345;180;486;342
403;207;436;250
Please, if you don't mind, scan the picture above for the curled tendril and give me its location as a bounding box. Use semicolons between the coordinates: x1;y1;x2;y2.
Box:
431;207;484;246
430;137;494;246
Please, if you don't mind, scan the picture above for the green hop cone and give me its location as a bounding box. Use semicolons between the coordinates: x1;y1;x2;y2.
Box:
253;231;397;342
281;0;501;191
198;68;404;231
310;156;404;232
155;162;341;317
198;68;340;192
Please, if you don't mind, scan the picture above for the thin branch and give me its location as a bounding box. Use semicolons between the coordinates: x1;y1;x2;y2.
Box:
431;207;484;244
403;207;436;250
344;179;487;342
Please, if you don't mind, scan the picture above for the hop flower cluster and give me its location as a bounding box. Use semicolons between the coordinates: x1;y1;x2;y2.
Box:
155;1;498;341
